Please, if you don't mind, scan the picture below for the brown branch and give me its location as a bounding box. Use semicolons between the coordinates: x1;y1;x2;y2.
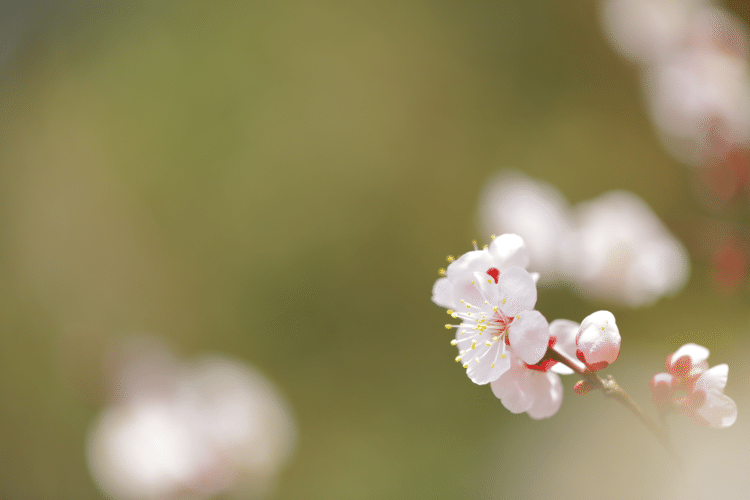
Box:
544;347;683;469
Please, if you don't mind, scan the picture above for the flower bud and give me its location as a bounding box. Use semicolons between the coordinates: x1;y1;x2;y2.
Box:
575;310;620;371
649;372;676;409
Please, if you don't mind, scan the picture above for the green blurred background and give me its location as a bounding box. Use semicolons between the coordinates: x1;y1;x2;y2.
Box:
1;1;750;498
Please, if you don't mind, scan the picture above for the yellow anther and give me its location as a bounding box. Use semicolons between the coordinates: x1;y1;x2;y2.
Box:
516;315;520;319
471;280;475;285
438;268;446;276
451;340;458;346
500;354;506;359
491;234;496;239
463;364;469;369
491;363;496;368
445;324;452;329
483;244;488;249
601;326;605;331
455;356;462;362
475;358;480;363
502;298;506;304
493;336;499;342
485;342;492;347
460;300;465;303
451;313;457;318
472;240;477;246
493;306;498;312
447;255;455;262
488;279;492;283
447;309;453;315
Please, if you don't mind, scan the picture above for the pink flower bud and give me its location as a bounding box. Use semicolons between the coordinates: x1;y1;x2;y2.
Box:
575;311;620;371
649;372;676;409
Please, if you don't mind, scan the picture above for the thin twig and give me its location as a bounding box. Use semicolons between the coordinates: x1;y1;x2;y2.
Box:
544;347;683;470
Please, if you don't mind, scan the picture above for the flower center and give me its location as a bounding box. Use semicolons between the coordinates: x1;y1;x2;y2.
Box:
448;302;515;369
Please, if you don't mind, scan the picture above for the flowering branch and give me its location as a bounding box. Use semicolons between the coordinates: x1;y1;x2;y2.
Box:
544;347;683;469
433;234;736;475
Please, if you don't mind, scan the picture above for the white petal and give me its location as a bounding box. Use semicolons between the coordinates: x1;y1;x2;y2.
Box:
508;310;550;365
695;364;728;393
465;343;511;385
488;234;530;271
669;343;710;369
431;278;454;309
450;273;487;309
496;266;537;316
699;393;737;429
526;371;564;420
447;250;495;277
490;361;534;414
549;319;579;359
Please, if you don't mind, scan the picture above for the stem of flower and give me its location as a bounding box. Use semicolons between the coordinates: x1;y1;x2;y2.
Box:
544;347;683;469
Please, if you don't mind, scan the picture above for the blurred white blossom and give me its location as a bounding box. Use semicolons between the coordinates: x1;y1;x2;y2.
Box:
565;191;689;307
478;172;574;281
601;0;750;166
479;172;689;307
87;339;296;500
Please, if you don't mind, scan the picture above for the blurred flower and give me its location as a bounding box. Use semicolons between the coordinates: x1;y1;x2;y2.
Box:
564;191;689;307
602;0;750;166
710;239;747;292
575;310;621;371
87;340;296;500
600;0;706;64
478;172;573;281
479;172;690;307
650;343;737;428
432;233;534;311
445;262;550;385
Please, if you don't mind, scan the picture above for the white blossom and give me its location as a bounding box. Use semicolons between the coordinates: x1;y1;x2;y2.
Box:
87;346;296;500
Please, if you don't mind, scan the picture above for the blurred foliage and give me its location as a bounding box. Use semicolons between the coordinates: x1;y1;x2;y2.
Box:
1;1;750;499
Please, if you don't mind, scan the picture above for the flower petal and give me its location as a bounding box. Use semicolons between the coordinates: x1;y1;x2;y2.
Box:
450;273;487;309
488;234;530;271
465;343;511;385
549;319;580;375
447;250;495;277
490;360;534;414
698;392;737;429
692;365;736;428
431;278;454;309
508;310;550;365
526;371;564;420
668;343;710;369
695;364;728;393
496;266;537;316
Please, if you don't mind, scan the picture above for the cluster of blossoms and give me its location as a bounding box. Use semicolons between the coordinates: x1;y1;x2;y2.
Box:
433;234;735;431
650;343;737;428
479;172;689;307
432;234;622;418
601;0;750;167
87;338;296;500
